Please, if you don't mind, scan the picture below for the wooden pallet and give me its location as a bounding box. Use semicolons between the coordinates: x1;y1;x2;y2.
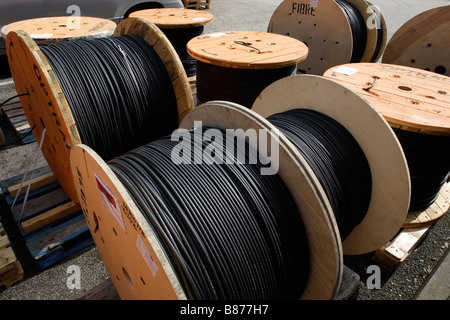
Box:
373;183;449;273
0;99;35;144
372;225;433;273
0;222;24;288
0;166;94;269
182;0;210;10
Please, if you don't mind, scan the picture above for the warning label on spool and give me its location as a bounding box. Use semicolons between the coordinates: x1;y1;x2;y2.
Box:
137;235;159;277
95;173;126;232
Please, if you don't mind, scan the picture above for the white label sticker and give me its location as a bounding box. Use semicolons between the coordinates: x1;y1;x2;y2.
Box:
136;235;159;277
95;173;126;232
207;32;228;38
334;65;359;76
30;33;54;38
310;0;318;8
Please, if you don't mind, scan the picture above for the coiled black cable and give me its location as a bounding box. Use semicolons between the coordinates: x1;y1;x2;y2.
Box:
393;129;450;211
40;35;179;161
336;0;368;63
267;109;372;241
162;26;205;77
196;62;297;108
109;127;310;300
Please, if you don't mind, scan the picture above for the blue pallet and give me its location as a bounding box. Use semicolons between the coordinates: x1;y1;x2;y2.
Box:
0;166;93;269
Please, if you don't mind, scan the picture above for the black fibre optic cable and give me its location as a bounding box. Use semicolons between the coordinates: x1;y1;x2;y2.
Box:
336;0;368;63
195;62;296;108
393;128;450;211
108;127;310;300
162;26;205;77
267;109;372;241
40;35;179;161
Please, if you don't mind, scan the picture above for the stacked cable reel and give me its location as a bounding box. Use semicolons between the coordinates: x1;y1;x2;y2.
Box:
69;75;410;300
186;30;309;108
1;16;117;45
382;5;450;77
324;63;450;228
6;17;195;203
268;0;387;75
252;75;411;255
130;8;214;78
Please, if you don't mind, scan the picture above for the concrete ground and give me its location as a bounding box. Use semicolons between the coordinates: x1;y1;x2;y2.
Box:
0;0;448;300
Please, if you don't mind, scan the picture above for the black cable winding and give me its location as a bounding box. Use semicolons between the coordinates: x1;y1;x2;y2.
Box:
109;127;310;300
161;26;205;77
336;0;368;63
267;109;372;241
40;35;179;161
393;129;450;211
196;62;296;108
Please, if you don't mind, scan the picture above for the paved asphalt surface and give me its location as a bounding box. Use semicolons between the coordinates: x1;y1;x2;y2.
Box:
0;0;448;302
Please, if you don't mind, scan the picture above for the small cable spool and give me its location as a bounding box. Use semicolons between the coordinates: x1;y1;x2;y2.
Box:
382;5;450;77
252;75;411;255
6;17;194;203
324;63;450;227
1;16;117;45
70;100;343;300
186;30;309;108
268;0;387;75
130;8;214;77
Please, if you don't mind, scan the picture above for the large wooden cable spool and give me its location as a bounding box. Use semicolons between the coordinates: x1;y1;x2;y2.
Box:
1;16;117;45
382;5;450;77
130;8;214;77
186;30;308;108
268;0;387;75
252;75;411;255
324;63;450;228
70;100;343;300
5;17;194;204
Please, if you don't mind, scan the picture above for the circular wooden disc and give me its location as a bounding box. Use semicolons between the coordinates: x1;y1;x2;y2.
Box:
324;63;450;136
252;75;411;255
6;30;80;202
403;182;450;228
70;144;185;300
268;0;352;75
382;6;450;77
1;16;116;44
187;30;308;69
180;101;342;300
5;17;194;203
130;8;214;28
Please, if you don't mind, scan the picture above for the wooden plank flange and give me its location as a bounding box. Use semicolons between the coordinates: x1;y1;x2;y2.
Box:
403;182;450;228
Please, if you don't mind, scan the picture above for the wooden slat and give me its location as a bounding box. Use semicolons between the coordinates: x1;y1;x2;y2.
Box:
21;201;81;234
373;226;431;273
8;172;57;198
0;247;16;274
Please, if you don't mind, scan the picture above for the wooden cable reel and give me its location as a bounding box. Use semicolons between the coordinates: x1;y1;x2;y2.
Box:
129;8;214;77
1;16;117;45
324;63;450;228
382;5;450;77
5;17;194;203
186;30;309;108
252;74;411;255
268;0;387;75
70;100;343;300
